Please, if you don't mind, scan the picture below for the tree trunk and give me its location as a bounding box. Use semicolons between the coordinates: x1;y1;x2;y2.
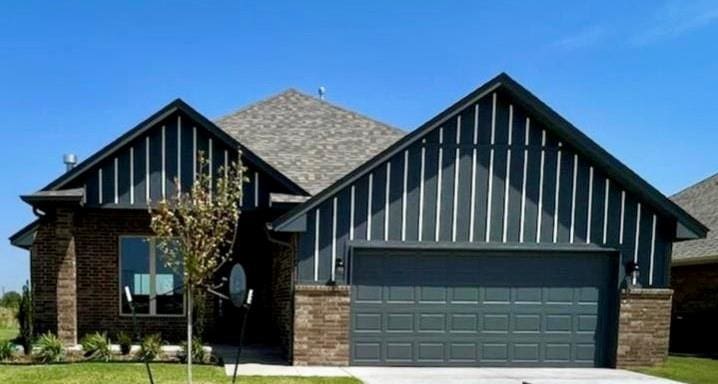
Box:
187;287;193;384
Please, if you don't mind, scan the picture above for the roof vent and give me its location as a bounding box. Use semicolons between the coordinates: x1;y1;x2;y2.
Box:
318;86;326;100
63;153;78;171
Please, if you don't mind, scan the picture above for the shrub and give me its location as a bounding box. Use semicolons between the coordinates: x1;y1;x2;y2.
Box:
179;336;209;364
81;332;112;362
17;283;33;355
34;332;64;363
0;307;17;329
116;331;132;355
138;333;163;362
0;340;15;361
0;291;21;309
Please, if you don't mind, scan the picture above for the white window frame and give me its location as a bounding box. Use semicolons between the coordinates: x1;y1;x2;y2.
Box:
118;235;185;317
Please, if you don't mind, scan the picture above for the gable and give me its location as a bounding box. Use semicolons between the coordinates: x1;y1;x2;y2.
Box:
272;73;707;286
38;100;306;210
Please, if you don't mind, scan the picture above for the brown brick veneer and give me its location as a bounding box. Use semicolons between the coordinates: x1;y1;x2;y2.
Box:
293;285;350;366
269;233;296;360
616;288;672;368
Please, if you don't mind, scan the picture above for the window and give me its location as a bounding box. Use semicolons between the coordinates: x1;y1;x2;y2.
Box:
120;236;184;316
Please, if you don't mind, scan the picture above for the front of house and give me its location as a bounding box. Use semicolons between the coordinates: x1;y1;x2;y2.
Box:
10;74;706;368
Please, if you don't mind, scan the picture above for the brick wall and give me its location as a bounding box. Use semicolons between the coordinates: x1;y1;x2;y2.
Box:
73;209;193;341
616;288;673;368
670;264;718;354
269;233;296;360
32;207;77;344
293;285;350;366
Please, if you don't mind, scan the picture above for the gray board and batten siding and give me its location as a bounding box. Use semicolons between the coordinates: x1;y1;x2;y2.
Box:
286;86;677;288
42;100;304;211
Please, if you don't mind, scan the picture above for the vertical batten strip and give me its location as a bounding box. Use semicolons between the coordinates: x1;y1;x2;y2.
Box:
350;185;356;241
145;137;150;202
114;158;119;204
314;209;320;281
192;127;197;181
177;116;182;195
384;162;391;241
208;138;213;197
603;179;610;244
130;147;135;205
98;169;103;205
502;105;513;243
519;117;530;242
331;197;337;282
402;151;409;241
650;214;657;286
569;154;578;243
418;142;426;241
536;130;546;243
224;150;228;179
586;166;594;243
367;173;373;240
435;128;444;242
451;117;461;241
486;93;497;242
619;190;626;244
633;203;642;285
469;105;478;242
254;171;259;207
161;126;166;199
553;143;563;243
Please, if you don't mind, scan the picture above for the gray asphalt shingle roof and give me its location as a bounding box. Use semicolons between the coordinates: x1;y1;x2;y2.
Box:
671;173;718;263
215;89;405;195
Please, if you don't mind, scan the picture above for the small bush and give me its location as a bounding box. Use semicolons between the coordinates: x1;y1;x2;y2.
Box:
34;332;64;363
17;283;33;355
116;331;132;355
0;307;17;329
81;332;112;362
179;337;210;364
138;333;163;362
0;340;15;361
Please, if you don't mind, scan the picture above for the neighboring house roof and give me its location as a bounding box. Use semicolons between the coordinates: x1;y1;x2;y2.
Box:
216;89;405;195
671;173;718;265
272;72;708;241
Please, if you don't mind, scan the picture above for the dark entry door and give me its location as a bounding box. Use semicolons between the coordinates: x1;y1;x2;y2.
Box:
350;249;617;367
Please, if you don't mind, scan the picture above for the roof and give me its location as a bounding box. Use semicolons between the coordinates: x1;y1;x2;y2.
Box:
20;188;85;205
671;173;718;264
9;220;38;250
272;72;709;241
216;89;405;195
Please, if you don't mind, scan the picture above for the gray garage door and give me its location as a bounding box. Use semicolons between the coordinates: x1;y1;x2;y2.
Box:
350;249;617;367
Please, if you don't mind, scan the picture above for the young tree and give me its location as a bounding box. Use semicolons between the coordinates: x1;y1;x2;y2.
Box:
150;153;245;384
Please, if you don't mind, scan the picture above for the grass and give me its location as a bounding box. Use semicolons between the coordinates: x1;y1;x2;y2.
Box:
634;356;718;384
0;326;18;343
0;363;360;384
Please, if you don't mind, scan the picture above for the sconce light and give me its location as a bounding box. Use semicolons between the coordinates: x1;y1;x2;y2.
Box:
327;258;345;286
624;260;642;290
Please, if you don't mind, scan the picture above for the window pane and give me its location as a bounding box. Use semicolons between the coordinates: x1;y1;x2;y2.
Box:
120;237;150;314
155;241;184;315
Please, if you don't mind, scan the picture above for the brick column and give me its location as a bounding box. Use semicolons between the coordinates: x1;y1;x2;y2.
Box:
293;285;350;366
32;208;77;345
616;288;672;368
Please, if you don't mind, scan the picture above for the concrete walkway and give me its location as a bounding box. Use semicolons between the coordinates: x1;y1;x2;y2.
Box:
223;364;684;384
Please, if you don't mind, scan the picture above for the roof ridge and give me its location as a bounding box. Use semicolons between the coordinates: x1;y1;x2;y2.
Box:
671;171;718;199
214;88;405;134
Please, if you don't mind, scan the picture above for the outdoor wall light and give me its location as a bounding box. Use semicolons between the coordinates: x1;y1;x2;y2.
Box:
327;258;345;286
624;260;642;290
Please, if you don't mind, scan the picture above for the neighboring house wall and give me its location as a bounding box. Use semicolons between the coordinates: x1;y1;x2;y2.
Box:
295;89;674;287
670;263;718;355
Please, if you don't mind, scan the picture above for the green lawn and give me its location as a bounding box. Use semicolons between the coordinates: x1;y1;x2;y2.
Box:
0;326;18;342
634;356;718;384
0;363;360;384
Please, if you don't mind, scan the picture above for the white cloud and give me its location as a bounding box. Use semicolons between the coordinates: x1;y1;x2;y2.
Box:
632;0;718;44
552;25;609;49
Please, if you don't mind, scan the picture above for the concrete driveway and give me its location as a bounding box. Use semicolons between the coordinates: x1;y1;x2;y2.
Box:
344;367;683;384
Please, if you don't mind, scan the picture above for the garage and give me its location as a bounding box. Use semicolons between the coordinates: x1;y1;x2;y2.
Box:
350;248;618;367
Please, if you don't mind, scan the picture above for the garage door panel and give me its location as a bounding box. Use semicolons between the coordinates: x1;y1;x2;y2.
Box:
350;250;616;367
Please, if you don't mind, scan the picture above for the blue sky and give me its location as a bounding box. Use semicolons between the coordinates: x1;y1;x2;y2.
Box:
1;1;717;291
